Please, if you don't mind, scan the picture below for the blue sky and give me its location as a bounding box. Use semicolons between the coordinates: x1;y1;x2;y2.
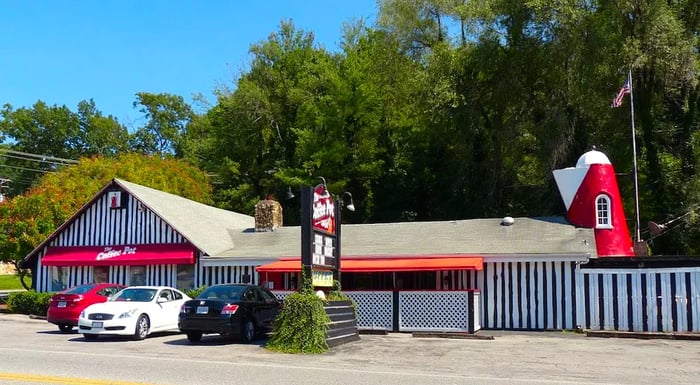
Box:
0;1;377;130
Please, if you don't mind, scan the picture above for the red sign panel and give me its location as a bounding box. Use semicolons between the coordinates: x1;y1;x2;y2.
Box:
312;184;335;235
41;244;195;266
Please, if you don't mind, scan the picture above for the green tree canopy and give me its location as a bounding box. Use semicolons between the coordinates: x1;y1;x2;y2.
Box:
0;100;130;196
129;92;196;156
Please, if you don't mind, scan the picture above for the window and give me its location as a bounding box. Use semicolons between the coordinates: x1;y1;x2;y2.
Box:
244;289;257;302
595;194;613;229
258;288;277;303
159;289;173;302
129;266;146;286
93;266;109;283
177;265;194;290
51;267;68;291
97;286;122;297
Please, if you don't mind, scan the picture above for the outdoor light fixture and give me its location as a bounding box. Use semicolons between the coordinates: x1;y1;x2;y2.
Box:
286;186;295;200
340;191;355;212
317;176;327;193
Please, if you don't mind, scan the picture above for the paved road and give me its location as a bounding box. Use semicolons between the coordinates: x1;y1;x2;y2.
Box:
1;313;699;385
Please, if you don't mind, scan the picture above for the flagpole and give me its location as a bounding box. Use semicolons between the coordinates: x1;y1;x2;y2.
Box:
628;69;641;243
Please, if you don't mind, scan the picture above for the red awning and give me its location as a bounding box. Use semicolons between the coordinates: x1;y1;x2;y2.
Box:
256;256;483;273
41;244;195;267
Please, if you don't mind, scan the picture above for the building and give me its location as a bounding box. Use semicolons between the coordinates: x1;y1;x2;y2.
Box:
20;178;258;292
21;148;699;332
20;176;594;332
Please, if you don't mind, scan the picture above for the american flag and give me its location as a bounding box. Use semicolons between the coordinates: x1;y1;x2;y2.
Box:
611;77;630;108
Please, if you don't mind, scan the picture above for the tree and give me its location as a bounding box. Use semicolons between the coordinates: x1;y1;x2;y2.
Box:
76;99;131;156
129;92;196;155
0;154;213;285
199;21;335;216
0;100;130;196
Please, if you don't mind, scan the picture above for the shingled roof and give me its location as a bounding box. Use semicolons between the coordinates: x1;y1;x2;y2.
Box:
22;179;596;268
114;179;254;256
204;216;596;263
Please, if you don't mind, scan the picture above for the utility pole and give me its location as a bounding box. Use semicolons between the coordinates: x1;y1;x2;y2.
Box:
0;178;10;203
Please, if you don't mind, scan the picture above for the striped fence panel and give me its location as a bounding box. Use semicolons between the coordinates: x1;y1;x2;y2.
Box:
477;261;581;330
580;268;700;332
198;265;259;287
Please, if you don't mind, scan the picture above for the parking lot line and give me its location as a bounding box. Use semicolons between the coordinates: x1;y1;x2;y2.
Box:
0;372;159;385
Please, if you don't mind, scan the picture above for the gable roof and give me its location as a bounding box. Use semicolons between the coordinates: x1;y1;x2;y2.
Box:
22;178;254;266
113;179;254;255
206;216;596;262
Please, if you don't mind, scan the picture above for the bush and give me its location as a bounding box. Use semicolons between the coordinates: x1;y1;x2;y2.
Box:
7;291;53;316
265;291;330;354
184;286;207;299
327;280;357;315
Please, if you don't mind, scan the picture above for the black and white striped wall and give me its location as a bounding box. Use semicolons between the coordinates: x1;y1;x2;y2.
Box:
467;256;700;333
34;193;189;291
475;257;584;330
34;191;261;292
197;263;259;287
580;267;700;332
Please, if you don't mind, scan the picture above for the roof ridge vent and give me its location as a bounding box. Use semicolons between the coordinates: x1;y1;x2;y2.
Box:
501;216;514;226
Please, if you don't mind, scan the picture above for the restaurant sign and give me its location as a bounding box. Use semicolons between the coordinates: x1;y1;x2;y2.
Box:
312;184;335;235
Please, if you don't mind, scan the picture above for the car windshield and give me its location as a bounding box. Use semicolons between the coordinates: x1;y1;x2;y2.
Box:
111;288;156;302
63;284;97;295
197;286;244;300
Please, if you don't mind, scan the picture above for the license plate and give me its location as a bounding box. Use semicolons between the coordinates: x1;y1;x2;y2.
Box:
57;301;67;308
92;321;103;328
196;306;208;314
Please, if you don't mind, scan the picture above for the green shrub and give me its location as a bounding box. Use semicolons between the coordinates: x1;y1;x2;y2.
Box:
327;280;357;315
7;291;53;316
184;286;207;299
266;291;330;354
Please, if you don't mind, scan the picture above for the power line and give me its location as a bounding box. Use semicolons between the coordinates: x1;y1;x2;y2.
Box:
0;149;78;164
0;163;52;174
0;152;77;167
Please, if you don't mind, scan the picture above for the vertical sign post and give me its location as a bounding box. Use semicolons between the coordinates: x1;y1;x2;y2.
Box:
300;186;314;282
300;181;337;288
334;202;342;283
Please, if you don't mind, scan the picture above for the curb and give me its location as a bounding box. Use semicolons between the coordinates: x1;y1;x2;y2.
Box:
412;332;495;340
585;330;700;340
359;329;389;335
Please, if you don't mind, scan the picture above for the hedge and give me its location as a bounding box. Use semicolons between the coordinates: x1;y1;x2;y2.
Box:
7;291;53;316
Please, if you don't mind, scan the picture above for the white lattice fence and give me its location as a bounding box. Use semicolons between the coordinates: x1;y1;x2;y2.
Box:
272;291;295;301
399;291;470;332
345;291;393;330
272;290;478;332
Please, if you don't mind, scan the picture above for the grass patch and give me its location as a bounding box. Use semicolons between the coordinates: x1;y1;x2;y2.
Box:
0;275;26;291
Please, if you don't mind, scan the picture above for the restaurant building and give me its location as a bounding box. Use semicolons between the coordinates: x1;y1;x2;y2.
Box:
20;177;595;333
22;148;698;333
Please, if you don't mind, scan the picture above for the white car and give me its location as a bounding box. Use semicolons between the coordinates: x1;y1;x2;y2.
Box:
78;286;191;340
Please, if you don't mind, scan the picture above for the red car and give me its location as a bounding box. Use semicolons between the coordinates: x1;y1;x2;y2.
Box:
47;283;125;333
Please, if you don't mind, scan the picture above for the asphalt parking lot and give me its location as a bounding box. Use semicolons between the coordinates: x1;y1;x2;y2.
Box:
2;312;700;385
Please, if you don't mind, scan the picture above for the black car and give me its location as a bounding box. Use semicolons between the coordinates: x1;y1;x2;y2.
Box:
178;284;281;343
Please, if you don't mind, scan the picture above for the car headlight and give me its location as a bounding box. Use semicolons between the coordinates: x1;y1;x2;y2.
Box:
118;309;138;319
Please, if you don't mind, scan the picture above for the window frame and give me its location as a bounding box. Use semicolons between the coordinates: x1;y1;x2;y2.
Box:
595;194;613;229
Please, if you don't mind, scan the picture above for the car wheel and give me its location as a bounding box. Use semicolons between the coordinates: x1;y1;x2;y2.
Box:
186;332;202;342
241;319;255;343
58;324;73;333
134;314;149;340
83;333;98;340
